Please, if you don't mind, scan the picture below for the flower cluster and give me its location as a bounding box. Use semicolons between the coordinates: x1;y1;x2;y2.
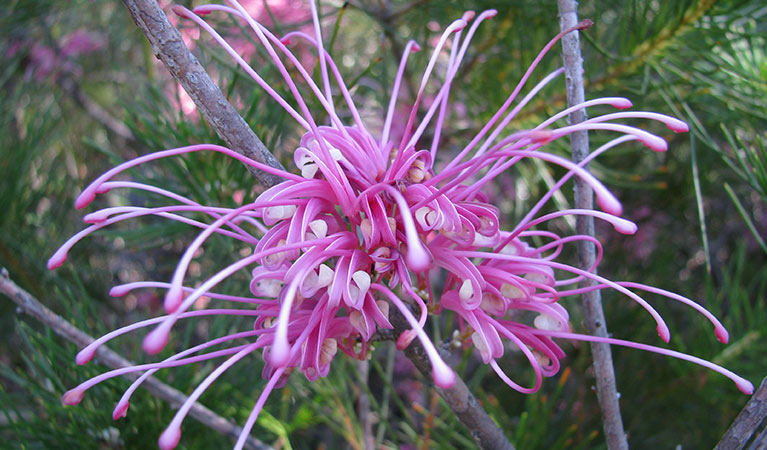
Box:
50;1;753;449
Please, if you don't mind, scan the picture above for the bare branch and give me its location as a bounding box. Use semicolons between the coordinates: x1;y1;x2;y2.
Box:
0;268;272;450
716;377;767;450
556;1;629;449
120;0;285;188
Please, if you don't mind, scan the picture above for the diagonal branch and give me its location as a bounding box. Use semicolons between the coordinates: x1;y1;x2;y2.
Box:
121;0;285;188
556;2;629;449
715;377;767;450
0;268;271;450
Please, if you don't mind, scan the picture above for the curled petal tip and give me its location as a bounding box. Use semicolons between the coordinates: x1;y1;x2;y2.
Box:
158;425;182;450
737;379;755;395
62;389;84;406
75;347;96;365
112;401;129;420
657;325;671;343
715;327;729;344
47;250;67;270
143;326;170;355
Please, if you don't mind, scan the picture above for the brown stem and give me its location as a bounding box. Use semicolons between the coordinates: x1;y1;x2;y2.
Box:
388;309;515;450
715;377;767;450
556;1;629;449
0;268;271;450
120;0;285;188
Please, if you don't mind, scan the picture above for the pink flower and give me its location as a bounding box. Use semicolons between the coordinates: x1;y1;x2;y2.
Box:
50;2;753;449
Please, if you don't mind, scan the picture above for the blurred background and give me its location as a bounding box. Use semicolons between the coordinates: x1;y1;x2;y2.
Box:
1;0;765;448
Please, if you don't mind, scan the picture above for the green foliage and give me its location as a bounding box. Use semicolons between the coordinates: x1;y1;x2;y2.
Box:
1;0;765;449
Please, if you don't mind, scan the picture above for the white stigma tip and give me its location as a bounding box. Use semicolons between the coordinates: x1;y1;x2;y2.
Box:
265;205;297;221
317;264;333;287
352;271;371;293
459;279;474;302
308;220;328;239
158;425;182;450
534;314;561;331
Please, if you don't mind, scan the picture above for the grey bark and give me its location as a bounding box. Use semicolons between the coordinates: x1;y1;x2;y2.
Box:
556;1;629;449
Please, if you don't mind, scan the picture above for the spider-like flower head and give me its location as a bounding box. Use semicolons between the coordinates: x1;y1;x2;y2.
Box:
50;2;753;449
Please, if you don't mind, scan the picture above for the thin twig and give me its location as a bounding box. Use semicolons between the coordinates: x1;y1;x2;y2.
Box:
715;377;767;450
120;0;285;188
0;268;271;450
556;1;629;449
388;309;515;450
356;359;375;450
